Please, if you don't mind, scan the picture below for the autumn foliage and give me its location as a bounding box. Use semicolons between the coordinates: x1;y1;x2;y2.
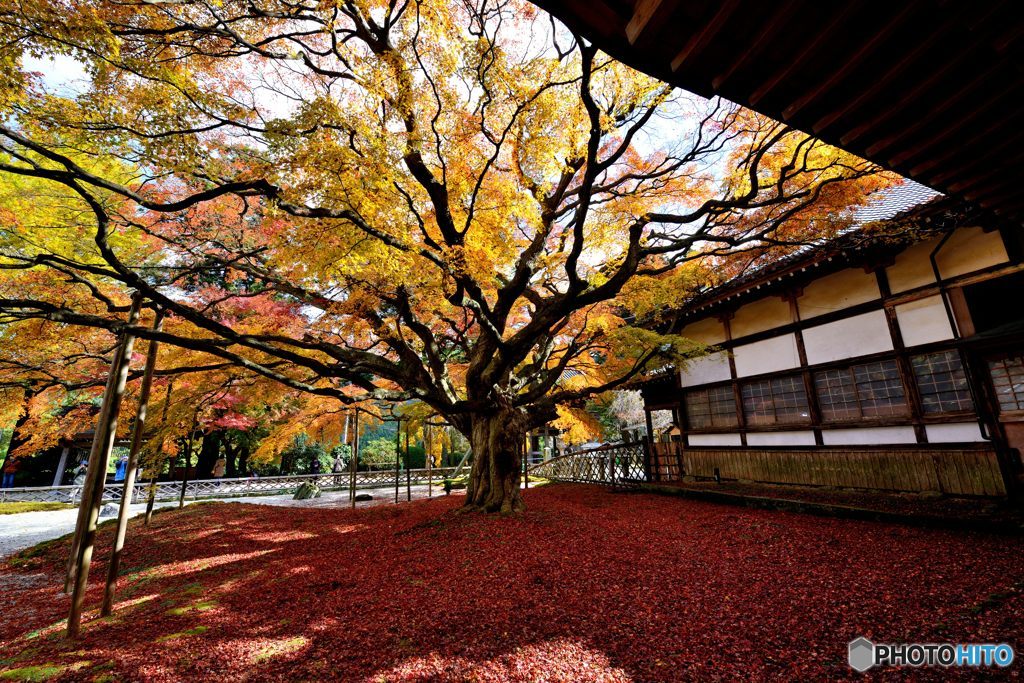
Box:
0;0;900;510
2;485;1022;681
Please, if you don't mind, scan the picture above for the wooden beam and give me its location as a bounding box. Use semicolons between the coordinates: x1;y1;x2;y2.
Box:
64;296;142;594
967;181;1024;208
841;48;998;148
711;0;801;91
626;0;676;45
928;128;1024;189
905;109;1023;177
813;1;1001;135
935;159;1023;197
992;17;1024;53
840;0;1011;147
670;0;741;72
881;87;1016;168
782;1;918;120
812;20;952;133
749;1;863;107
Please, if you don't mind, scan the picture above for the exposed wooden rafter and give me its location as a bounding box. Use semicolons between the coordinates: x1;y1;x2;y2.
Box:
748;1;863;107
669;0;740;72
780;2;918;120
530;0;1024;224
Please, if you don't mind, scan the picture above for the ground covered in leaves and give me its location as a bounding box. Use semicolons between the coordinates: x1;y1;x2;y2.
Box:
1;485;1021;681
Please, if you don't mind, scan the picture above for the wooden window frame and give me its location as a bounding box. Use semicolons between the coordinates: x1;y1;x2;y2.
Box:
684;385;739;430
740;373;813;427
911;349;975;416
814;359;910;424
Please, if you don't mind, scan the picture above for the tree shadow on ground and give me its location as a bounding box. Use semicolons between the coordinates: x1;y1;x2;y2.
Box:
1;485;1022;681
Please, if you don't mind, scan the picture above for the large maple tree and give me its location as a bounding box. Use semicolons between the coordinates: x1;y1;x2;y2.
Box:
0;0;896;512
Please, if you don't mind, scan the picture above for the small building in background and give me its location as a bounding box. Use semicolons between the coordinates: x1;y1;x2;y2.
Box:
640;198;1023;497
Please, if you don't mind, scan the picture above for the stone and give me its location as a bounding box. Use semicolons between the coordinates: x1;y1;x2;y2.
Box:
293;482;322;500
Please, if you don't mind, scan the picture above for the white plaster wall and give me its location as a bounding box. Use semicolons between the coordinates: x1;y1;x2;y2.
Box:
746;431;817;446
926;422;986;443
935;227;1008;280
798;268;881;320
688;433;743;447
731;296;793;339
821;426;917;445
895;295;955;347
886;239;937;293
733;334;801;377
680;317;727;346
887;227;1009;294
679;351;732;388
803;310;893;365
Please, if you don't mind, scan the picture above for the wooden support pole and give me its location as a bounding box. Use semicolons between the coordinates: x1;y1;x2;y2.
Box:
523;438;528;489
53;446;71;487
65;293;142;637
394;420;401;504
349;410;359;509
65;295;142;594
426;424;433;499
405;427;411;502
101;310;164;617
643;411;659;485
145;381;174;526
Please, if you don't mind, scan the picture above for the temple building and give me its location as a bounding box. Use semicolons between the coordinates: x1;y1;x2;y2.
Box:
640;199;1023;497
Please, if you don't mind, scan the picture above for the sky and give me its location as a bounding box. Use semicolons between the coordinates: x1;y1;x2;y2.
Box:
22;53;89;96
16;13;936;230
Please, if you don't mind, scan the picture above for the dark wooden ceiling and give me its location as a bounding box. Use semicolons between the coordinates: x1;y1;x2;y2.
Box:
531;0;1024;225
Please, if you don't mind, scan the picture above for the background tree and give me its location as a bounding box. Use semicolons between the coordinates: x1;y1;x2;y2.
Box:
0;0;899;512
360;438;398;468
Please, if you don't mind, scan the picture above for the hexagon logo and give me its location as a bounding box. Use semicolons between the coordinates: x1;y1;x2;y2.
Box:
848;637;875;672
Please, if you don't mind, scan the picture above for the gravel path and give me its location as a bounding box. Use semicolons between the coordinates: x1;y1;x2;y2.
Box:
0;484;452;560
0;501;176;560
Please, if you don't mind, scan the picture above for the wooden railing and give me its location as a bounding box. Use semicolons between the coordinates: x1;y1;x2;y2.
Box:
528;441;648;487
0;468;459;504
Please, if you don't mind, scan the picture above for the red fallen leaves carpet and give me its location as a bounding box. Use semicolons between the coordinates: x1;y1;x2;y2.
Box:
1;484;1021;682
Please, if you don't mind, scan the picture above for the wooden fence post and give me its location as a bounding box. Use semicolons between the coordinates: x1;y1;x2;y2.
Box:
405;427;411;502
144;371;170;523
349;410;359;509
394;419;401;504
644;409;657;477
65;293;142;637
101;309;164;617
426;424;433;499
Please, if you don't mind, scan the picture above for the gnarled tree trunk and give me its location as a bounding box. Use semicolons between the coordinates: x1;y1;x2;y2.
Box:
465;409;530;514
195;430;222;480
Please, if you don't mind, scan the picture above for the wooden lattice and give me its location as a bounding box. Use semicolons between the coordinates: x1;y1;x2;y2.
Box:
528;441;648;488
0;468;459;504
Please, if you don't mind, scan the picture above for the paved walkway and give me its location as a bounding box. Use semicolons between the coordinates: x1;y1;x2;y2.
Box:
0;484;450;560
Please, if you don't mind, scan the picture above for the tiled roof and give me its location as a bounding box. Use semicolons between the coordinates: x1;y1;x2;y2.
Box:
673;182;958;318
